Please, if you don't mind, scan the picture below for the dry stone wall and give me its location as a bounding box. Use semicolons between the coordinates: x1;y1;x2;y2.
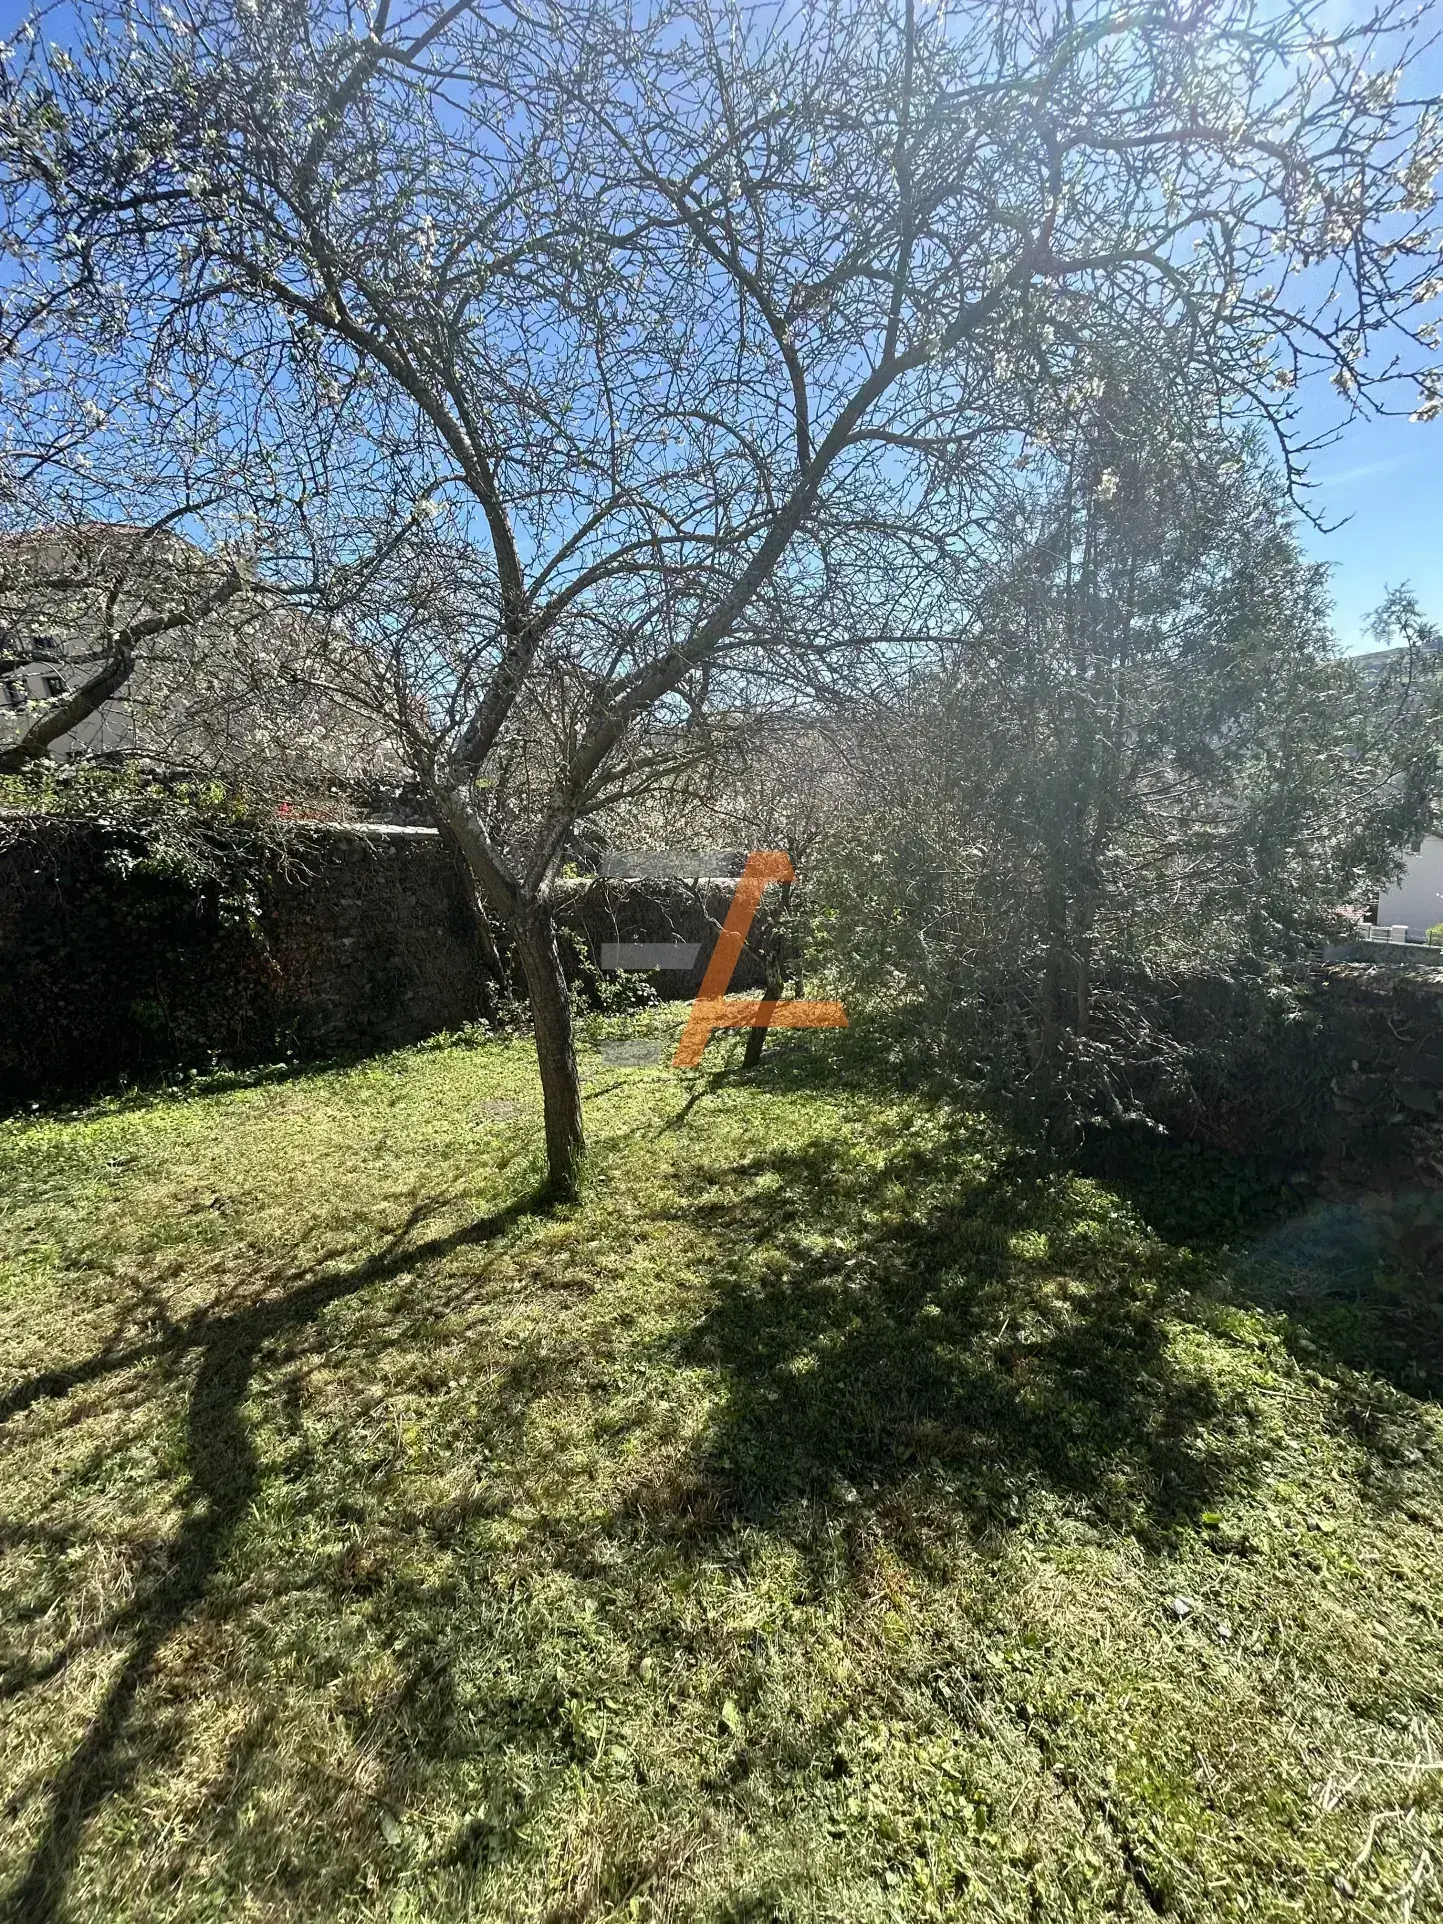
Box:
9;808;1438;1185
1165;962;1443;1184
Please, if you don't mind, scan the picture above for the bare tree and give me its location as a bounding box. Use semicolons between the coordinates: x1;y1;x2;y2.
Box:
1;0;1438;1188
0;523;248;773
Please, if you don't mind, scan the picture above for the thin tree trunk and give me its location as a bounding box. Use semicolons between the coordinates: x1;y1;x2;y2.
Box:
514;906;585;1194
743;879;792;1068
1036;854;1079;1144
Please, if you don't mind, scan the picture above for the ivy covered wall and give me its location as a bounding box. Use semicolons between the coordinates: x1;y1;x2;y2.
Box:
0;820;494;1101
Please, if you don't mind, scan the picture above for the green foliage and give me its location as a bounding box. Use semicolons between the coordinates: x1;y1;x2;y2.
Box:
0;768;302;1098
2;1020;1442;1920
0;760;285;905
558;921;663;1021
804;407;1443;1137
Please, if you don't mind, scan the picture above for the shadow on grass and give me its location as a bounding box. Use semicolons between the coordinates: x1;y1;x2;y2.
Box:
1075;1125;1303;1249
6;1047;1439;1918
656;1130;1259;1553
0;1185;551;1924
0;1024;513;1127
627;1051;1440;1565
1;1049;370;1127
1076;1123;1443;1403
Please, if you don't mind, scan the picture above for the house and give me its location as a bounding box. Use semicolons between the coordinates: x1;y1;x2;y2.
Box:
0;524;397;795
0;524;186;766
1353;629;1443;942
1377;835;1443;942
0;628;137;762
1;633;69;717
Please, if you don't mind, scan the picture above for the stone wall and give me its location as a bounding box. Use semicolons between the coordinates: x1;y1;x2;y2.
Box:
1308;964;1443;1178
0;818;773;1104
0;819;494;1101
1166;962;1443;1182
18;805;1427;1179
553;875;774;1000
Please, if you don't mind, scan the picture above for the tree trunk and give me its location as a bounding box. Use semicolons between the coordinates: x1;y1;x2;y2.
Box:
514;906;585;1195
743;878;792;1069
1036;856;1080;1145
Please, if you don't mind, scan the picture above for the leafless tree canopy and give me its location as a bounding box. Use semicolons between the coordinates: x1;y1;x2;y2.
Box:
1;0;1439;1180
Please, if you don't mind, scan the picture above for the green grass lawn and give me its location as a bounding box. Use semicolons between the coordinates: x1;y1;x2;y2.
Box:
3;1016;1443;1923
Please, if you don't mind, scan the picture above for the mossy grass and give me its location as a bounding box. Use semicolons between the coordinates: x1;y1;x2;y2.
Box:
2;1014;1441;1921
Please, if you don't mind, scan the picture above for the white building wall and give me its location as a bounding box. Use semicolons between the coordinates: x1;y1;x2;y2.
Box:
1377;835;1443;941
0;647;141;763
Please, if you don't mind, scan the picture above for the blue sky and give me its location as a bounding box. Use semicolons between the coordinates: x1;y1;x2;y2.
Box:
1295;406;1443;653
1285;0;1442;651
2;0;1437;651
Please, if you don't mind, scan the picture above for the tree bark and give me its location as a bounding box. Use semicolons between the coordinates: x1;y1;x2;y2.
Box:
743;878;792;1068
514;906;585;1195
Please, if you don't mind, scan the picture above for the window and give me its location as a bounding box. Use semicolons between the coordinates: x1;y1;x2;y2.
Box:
3;679;25;710
42;675;66;698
